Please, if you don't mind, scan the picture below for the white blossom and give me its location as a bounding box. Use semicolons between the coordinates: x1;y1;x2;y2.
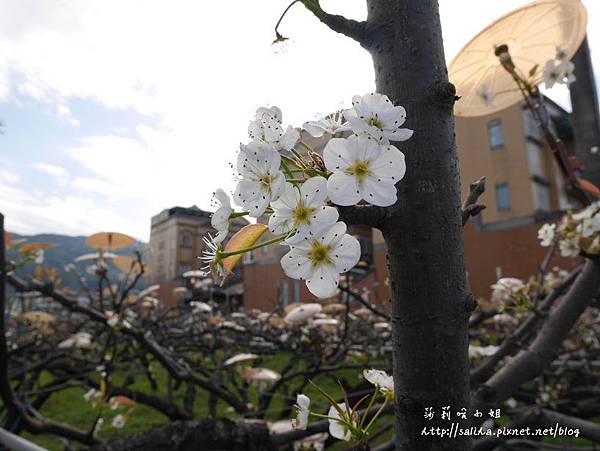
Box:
234;142;285;217
34;250;44;264
559;237;580;257
324;134;406;207
111;414;125;428
303;112;350;138
328;403;353;441
344;93;413;143
292;394;310;430
363;369;394;397
577;218;595;238
274;126;300;153
211;189;233;244
468;345;500;359
544;59;576;89
476;84;495;107
555;47;569;63
106;312;119;327
83;388;98;402
248;106;282;143
543;59;562;89
281;222;360;298
269;176;339;243
199;234;227;280
490;278;525;304
537;223;556;247
248;106;299;152
592;212;600;232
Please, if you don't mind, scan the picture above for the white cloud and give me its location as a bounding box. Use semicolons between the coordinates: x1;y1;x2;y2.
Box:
0;182;142;239
31;162;67;177
72;177;117;196
0;169;19;184
0;0;599;240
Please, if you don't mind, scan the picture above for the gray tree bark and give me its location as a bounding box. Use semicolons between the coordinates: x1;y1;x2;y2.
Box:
302;1;470;449
369;2;470;449
571;37;600;187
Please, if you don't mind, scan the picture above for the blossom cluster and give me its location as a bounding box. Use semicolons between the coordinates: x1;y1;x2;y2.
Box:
204;93;412;298
543;47;576;89
292;369;394;444
538;201;600;257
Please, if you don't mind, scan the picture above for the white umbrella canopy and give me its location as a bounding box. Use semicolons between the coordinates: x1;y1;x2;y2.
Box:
449;0;587;117
85;232;136;251
284;303;322;324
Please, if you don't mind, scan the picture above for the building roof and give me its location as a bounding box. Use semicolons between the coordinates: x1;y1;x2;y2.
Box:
151;205;211;228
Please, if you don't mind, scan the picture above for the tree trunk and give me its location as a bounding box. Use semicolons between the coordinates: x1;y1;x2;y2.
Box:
571;36;600;188
365;1;471;449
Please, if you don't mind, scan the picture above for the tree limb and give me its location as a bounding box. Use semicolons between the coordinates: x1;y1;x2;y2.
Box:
462;176;486;226
475;259;600;409
276;0;369;46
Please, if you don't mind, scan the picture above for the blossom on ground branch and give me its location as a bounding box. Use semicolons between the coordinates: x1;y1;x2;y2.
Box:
538;202;600;258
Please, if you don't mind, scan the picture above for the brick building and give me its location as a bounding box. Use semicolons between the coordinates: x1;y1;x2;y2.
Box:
147;206;247;306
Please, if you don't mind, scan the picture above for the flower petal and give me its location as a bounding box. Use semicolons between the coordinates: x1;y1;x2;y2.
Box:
281;248;313;280
331;234;361;273
370;145;406;181
323;138;356;172
300;176;328;207
360;176;398;207
306;264;339;298
327;172;360;206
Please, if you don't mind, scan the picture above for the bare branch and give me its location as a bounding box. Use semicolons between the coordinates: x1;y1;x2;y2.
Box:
275;0;369;46
470;266;581;385
475;259;600;409
337;204;388;229
462;176;486;226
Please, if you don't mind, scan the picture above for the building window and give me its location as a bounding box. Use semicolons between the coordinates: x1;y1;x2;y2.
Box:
180;263;192;276
495;183;511;211
532;181;551;212
293;280;301;304
280;281;289;307
523;110;541;141
243;250;255;264
349;225;374;266
526;142;544;177
180;231;193;248
488;119;504;150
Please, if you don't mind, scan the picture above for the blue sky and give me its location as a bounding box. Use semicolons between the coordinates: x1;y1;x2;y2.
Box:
0;0;598;241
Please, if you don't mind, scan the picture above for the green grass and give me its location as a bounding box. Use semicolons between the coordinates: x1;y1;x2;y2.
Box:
13;353;376;450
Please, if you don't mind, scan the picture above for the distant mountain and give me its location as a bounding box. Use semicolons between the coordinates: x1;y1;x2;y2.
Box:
6;232;146;293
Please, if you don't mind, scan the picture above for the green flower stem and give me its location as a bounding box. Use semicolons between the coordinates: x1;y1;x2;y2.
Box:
291;148;308;165
229;211;249;219
358;388;379;430
218;235;287;259
281;159;296;180
298;141;314;153
308;380;346;419
363;397;388;434
309;412;341;421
